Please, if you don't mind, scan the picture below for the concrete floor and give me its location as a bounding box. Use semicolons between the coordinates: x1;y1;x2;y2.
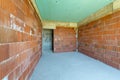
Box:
30;51;120;80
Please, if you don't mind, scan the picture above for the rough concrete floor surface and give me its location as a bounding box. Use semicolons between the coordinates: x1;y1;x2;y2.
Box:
30;51;120;80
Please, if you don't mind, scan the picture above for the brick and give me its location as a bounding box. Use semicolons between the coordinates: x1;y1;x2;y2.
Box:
7;29;18;42
9;43;19;57
8;71;15;80
0;27;8;43
17;31;23;42
24;25;30;33
0;44;9;62
0;0;17;16
0;7;10;27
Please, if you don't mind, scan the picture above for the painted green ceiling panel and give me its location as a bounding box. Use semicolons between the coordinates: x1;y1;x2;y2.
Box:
35;0;114;22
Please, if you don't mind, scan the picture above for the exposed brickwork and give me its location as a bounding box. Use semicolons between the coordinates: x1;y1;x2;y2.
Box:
78;10;120;69
54;27;76;53
0;0;42;80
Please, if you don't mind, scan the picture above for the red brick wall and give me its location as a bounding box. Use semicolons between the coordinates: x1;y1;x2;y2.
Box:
54;27;76;53
78;11;120;69
0;0;42;80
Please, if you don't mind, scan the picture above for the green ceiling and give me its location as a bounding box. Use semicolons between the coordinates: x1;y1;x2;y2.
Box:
35;0;114;23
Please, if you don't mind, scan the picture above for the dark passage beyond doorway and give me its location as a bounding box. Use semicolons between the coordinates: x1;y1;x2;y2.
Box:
42;29;53;51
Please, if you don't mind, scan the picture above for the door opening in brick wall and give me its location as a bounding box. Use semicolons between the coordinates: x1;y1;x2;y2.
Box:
42;29;53;52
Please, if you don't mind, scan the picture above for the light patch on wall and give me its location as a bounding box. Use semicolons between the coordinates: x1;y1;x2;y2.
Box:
113;0;120;10
43;21;77;29
43;25;56;29
10;14;24;32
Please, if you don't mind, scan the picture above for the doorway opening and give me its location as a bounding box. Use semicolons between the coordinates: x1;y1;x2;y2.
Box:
42;29;54;52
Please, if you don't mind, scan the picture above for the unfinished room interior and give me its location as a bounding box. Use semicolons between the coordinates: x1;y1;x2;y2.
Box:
1;0;120;80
